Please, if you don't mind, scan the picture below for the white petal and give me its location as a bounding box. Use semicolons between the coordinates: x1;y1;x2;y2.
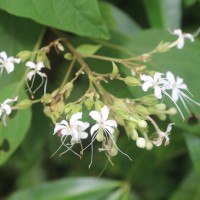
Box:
80;131;88;139
70;112;82;125
166;71;175;84
36;62;45;71
26;61;36;69
37;71;46;78
89;110;101;122
8;57;21;64
173;29;182;36
154;86;162;99
90;124;100;136
4;96;18;104
101;105;109;122
154;72;162;82
184;34;194;42
140;75;148;81
71;128;80;141
3;104;11;115
142;81;152;92
0;51;7;60
27;71;36;80
4;62;14;73
104;125;115;135
104;120;117;128
166;123;174;133
177;37;184;49
172;89;179;102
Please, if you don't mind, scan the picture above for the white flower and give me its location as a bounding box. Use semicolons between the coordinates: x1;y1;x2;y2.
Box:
26;61;47;94
0;51;21;75
89;105;117;138
53;112;88;144
152;123;174;146
88;105;131;168
0;96;18;126
136;137;146;149
172;29;194;49
140;72;167;99
165;71;200;118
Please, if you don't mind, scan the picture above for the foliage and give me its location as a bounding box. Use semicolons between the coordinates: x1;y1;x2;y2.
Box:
0;0;200;199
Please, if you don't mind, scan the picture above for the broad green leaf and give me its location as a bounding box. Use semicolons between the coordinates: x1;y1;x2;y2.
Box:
99;1;141;36
143;0;181;29
0;0;110;39
0;84;31;165
7;177;121;200
120;29;200;132
0;10;43;90
185;133;200;175
170;171;200;200
76;44;102;56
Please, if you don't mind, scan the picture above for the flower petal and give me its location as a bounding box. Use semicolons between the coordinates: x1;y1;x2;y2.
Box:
0;51;7;60
2;104;11;115
26;61;36;69
70;112;82;125
154;86;162;99
27;70;35;80
104;125;115;135
172;89;179;102
36;62;45;71
90;124;100;136
142;81;152;92
80;131;88;139
4;96;18;104
4;62;14;73
89;110;101;122
101;105;109;122
185;33;194;42
104;120;117;128
177;37;184;49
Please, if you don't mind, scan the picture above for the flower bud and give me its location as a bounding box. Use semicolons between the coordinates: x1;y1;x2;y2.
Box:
84;98;94;110
138;120;147;128
64;53;73;60
135;105;150;116
131;129;138;140
72;104;82;113
16;99;32;109
136;137;146;148
94;100;104;111
17;51;32;62
56;42;64;51
141;95;158;106
167;108;177;115
156;103;166;111
96;130;104;142
41;94;52;104
51;112;60;124
145;141;153;150
123;76;140;86
110;147;118;156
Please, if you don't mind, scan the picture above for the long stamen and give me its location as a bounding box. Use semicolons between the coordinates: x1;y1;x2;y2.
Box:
104;129;132;161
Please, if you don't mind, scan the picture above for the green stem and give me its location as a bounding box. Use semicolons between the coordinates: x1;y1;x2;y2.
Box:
60;57;76;89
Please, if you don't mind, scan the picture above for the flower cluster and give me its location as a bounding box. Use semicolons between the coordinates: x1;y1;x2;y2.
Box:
53;105;131;167
140;71;200;118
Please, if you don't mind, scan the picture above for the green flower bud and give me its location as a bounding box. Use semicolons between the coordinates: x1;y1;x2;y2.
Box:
16;99;32;109
37;52;51;69
141;95;158;106
156;103;166;111
41;94;52;104
158;114;167;121
130;129;138;140
96;130;104;142
51;112;60;124
110;62;119;78
56;42;64;51
64;103;74;114
94;100;104;111
51;89;59;98
135;105;150;116
145;141;153;150
110;147;118;156
136;137;146;149
137;120;147;128
52;101;65;113
17;51;32;62
72;104;82;113
84;98;94;110
123;76;140;86
43;106;51;117
167;108;177;115
64;53;73;60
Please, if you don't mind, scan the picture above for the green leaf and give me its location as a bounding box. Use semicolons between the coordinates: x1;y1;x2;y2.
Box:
76;44;102;56
143;0;181;29
0;0;109;39
99;1;141;36
185;133;200;175
0;84;31;165
170;171;200;200
7;177;121;200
